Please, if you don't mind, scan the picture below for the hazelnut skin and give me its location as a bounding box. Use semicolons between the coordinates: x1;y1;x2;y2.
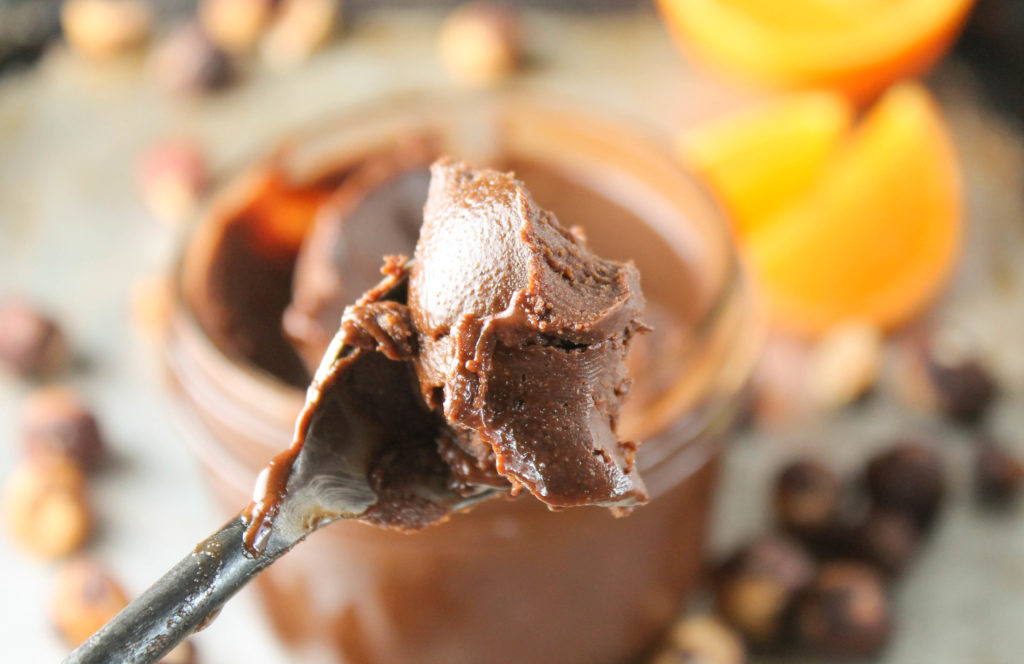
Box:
0;299;68;378
903;326;998;424
794;562;891;657
850;509;920;577
438;2;522;87
714;535;815;647
22;385;105;470
773;458;841;543
2;458;92;559
51;558;129;647
865;442;946;531
152;23;235;99
974;439;1024;508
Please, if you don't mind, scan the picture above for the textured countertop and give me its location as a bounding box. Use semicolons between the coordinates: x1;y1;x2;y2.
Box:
1;8;1023;663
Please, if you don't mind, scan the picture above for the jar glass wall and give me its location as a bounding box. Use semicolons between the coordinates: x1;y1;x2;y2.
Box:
164;92;761;664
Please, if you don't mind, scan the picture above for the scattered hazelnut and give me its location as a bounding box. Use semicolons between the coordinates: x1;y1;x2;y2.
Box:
199;0;275;54
2;458;92;559
901;326;997;424
794;562;891;657
152;23;235;98
139;138;207;225
714;535;815;647
261;0;339;69
865;442;946;530
438;2;521;87
748;336;813;428
651;615;746;664
22;385;105;469
131;276;173;341
0;299;68;378
160;640;198;664
806;322;882;410
974;439;1024;508
61;0;150;59
51;558;129;647
773;458;841;543
850;509;919;577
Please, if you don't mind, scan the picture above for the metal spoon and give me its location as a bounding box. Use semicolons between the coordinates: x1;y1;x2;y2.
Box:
64;312;497;664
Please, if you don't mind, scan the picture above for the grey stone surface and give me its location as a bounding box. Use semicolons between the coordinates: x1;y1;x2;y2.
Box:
0;9;1021;663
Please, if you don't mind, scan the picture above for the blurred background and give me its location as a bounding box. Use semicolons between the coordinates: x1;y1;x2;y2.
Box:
1;0;1023;662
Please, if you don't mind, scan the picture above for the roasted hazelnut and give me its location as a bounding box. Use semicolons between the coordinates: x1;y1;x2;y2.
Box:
152;23;235;98
261;0;339;69
850;509;919;577
903;326;997;424
131;276;173;341
51;558;129;647
806;322;882;410
138;138;208;225
61;0;150;59
865;442;946;530
794;562;891;657
199;0;275;53
160;640;198;664
2;458;92;559
22;385;105;469
773;458;841;543
714;535;815;647
651;615;746;664
438;2;522;87
0;299;68;378
974;439;1024;508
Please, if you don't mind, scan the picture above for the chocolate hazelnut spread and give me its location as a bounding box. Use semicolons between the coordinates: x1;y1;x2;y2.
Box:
242;158;648;552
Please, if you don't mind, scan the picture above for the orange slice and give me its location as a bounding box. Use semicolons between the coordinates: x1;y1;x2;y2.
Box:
657;0;976;100
745;82;962;335
677;91;852;236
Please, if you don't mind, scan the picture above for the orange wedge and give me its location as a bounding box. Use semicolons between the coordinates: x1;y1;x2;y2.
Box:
745;82;962;335
678;91;852;236
657;0;975;100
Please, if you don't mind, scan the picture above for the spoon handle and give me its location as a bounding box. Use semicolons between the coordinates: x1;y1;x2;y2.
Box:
64;515;290;664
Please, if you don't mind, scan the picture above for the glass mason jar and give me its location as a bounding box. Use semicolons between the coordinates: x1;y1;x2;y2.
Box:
164;92;761;664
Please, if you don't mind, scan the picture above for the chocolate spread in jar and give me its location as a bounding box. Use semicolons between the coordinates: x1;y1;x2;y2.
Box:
242;158;649;551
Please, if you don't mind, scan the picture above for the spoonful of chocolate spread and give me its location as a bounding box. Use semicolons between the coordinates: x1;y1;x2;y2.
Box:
65;158;648;664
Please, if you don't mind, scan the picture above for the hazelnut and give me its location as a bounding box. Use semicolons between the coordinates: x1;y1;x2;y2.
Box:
651;615;746;664
0;299;68;378
131;276;173;341
22;385;105;469
773;458;841;543
806;322;882;410
61;0;150;59
714;535;815;647
902;325;997;424
850;509;919;577
974;439;1024;508
794;562;891;657
51;558;129;647
438;2;521;87
261;0;339;69
2;458;92;559
865;442;946;530
199;0;275;53
152;23;235;98
138;138;207;225
160;640;198;664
